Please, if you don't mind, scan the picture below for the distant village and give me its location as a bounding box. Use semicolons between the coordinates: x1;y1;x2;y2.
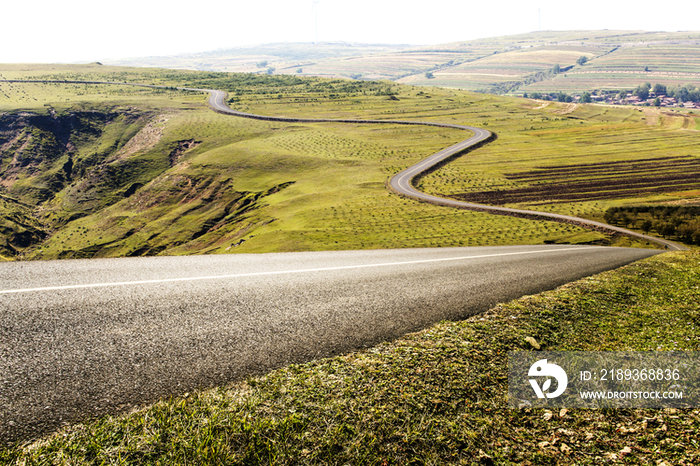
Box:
523;79;700;109
589;92;699;109
524;90;700;109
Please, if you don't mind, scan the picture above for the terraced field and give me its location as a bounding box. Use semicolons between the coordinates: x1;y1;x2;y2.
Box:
402;32;700;94
107;31;700;96
400;45;599;91
276;51;482;81
524;43;700;93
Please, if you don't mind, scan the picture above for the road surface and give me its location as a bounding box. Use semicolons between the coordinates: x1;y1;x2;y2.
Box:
0;245;660;443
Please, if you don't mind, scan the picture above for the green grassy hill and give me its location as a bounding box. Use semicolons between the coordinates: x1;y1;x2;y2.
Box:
2;64;700;261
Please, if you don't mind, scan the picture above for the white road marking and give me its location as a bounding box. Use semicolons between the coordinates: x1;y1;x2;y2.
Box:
0;247;598;294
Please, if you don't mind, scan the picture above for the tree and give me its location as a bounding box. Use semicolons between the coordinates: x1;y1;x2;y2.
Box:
552;64;561;74
618;213;631;227
425;72;435;79
668;84;698;103
634;83;651;100
604;209;616;224
653;97;661;107
684;83;700;102
653;83;667;96
557;91;568;102
660;223;676;238
580;91;592;103
576;56;588;66
640;219;653;234
618;91;627;101
678;224;695;243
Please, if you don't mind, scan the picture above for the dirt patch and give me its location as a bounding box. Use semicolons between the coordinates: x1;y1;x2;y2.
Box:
109;114;171;161
642;107;660;125
552;103;578;115
168;139;200;166
663;197;700;206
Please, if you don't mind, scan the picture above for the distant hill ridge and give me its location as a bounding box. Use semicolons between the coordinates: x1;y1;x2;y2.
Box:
104;31;700;97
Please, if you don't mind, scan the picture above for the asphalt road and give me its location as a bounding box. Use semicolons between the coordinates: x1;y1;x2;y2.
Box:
1;245;660;443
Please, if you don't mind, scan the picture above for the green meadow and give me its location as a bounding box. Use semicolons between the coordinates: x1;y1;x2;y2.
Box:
2;65;636;261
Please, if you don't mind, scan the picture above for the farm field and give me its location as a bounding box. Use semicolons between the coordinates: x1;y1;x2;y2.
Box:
522;43;700;94
399;44;599;92
416;99;700;247
403;31;700;95
105;31;700;97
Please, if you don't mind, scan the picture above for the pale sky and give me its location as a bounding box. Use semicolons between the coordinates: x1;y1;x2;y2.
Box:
2;0;700;63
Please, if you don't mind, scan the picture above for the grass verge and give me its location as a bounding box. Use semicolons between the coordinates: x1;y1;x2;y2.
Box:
2;251;698;465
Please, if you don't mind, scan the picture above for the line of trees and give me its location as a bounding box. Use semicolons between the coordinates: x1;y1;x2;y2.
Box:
524;83;700;105
604;206;700;244
523;91;582;102
665;83;700;103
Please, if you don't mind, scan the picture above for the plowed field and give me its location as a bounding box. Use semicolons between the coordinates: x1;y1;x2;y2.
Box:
450;156;700;205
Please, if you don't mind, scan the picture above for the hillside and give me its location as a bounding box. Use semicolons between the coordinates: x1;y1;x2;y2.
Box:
103;42;418;79
2;65;700;261
105;31;700;97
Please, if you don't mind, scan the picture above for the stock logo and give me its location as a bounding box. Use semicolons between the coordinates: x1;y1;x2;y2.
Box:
528;359;568;399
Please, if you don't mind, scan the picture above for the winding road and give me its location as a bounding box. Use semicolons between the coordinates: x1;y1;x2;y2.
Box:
0;79;688;250
200;88;687;251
